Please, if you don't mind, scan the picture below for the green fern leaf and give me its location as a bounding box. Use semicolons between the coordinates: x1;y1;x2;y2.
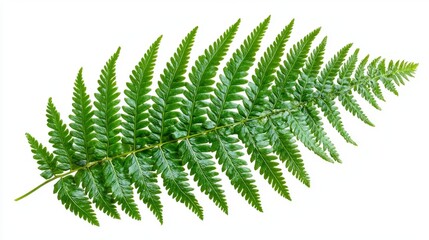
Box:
337;49;374;126
46;98;75;170
272;27;320;105
316;44;357;145
285;109;334;163
121;37;163;222
17;18;419;226
149;28;203;218
177;20;240;213
301;105;341;162
354;55;382;110
54;176;99;226
94;48;140;219
208;17;270;210
103;159;141;220
237;21;295;199
238;123;290;199
367;57;386;101
265;118;310;187
75;167;120;219
26;133;61;179
211;130;262;211
94;48;123;158
208;16;270;126
240;19;293;118
155;144;204;219
69;68;95;165
126;153;163;223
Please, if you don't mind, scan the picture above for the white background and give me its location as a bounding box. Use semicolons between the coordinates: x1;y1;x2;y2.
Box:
1;0;428;239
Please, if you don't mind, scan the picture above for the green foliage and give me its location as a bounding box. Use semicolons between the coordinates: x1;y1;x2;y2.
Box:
19;18;418;226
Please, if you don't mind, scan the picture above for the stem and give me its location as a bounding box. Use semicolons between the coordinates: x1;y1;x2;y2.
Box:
14;171;71;201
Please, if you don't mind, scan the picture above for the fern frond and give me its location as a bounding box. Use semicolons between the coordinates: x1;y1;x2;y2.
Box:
353;55;381;110
316;44;357;145
177;20;240;213
337;49;374;126
237;21;295;199
265;118;310;186
211;130;262;211
18;18;419;226
208;17;270;210
301;105;341;162
54;176;99;226
126;153;163;223
94;48;140;219
75;167;120;219
208;16;270;126
149;28;203;218
272;27;320;106
238;123;290;199
155;144;204;219
69;68;95;165
122;36;162;149
94;47;123;158
46;98;75;170
286;109;334;163
26;133;61;179
121;37;163;222
103;159;141;220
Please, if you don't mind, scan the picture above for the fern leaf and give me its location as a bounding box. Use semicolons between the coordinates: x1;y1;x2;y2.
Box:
122;36;161;149
210;130;262;211
121;37;163;221
337;49;374;126
18;18;419;225
181;20;240;134
293;38;341;162
103;160;141;220
285;109;334;163
155;144;204;219
238;123;290;199
339;94;374;126
338;49;359;83
274;27;320;103
126;152;163;223
26;133;61;179
93;48;122;158
303;37;327;79
208;16;270;126
295;38;327;102
93;48;140;219
149;28;197;142
207;17;270;210
240;19;294;118
236;21;295;199
315;44;357;145
301;105;341;162
178;137;227;213
265;118;310;186
367;57;386;101
54;176;99;226
149;28;203;218
46;98;74;170
316;97;357;145
378;60;399;95
354;55;381;110
177;20;240;213
69;68;95;166
75;167;120;219
316;43;352;94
